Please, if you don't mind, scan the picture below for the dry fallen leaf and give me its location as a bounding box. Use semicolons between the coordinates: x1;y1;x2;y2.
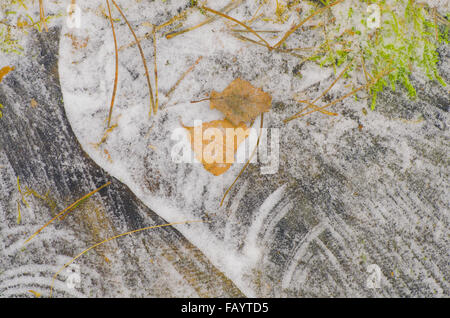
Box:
28;290;41;298
184;119;250;176
210;78;272;125
0;66;14;83
30;99;38;108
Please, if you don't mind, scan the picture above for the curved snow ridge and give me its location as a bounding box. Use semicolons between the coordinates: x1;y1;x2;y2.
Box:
243;184;287;264
58;0;300;297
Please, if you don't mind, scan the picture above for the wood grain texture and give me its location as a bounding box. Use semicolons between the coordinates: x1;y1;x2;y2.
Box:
0;27;243;298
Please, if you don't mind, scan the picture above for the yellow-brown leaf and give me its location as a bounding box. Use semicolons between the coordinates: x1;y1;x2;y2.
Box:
0;66;14;83
184;119;250;176
210;78;272;125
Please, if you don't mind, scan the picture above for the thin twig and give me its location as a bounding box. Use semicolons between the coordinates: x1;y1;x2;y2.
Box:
105;0;119;128
231;29;280;33
433;8;438;42
273;0;345;49
153;27;159;113
49;220;206;297
296;100;338;116
312;59;354;104
166;0;243;39
231;33;303;59
39;0;48;32
164;56;203;102
110;0;156;116
202;6;272;49
23;182;111;245
17;201;21;224
285;67;395;122
155;8;189;32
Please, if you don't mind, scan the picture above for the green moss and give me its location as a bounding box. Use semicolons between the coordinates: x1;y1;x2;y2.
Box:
0;0;25;54
0;26;23;54
313;0;448;109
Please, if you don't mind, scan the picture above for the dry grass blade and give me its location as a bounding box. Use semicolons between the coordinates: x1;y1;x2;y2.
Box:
164;56;203;103
296;100;338;116
17;176;29;208
94;121;119;148
231;29;280;34
273;0;345;49
166;0;243;39
361;54;373;82
231;33;303;59
285;67;395;122
156;8;189;32
435;12;450;26
310;59;354;104
49;220;206;297
152;28;159;113
110;0;156;116
286;88;361;122
202;6;272;49
23;182;111;245
17;201;21;224
39;0;48;32
106;0;119;128
433;8;438;42
220;113;264;207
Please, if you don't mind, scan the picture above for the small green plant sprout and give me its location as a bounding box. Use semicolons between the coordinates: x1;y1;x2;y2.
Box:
0;1;23;55
310;0;448;110
0;0;59;54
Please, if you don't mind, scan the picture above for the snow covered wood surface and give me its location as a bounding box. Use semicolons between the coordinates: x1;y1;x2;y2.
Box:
0;28;243;297
0;0;449;298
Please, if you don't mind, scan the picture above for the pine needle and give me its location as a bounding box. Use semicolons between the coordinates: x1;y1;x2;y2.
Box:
155;8;189;32
110;0;156;116
17;201;21;224
230;33;299;60
296;60;353;116
220;113;264;207
24;186;57;211
17;176;29;208
152;27;159;113
273;0;345;49
119;8;190;52
23;182;111;245
164;56;203;104
105;0;119;128
39;0;48;32
49;220;206;297
284;66;395;122
311;59;354;104
296;100;338;116
202;6;272;50
165;0;243;39
94;121;119;148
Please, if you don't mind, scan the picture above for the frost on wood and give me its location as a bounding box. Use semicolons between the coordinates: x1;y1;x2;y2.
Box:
0;0;449;298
